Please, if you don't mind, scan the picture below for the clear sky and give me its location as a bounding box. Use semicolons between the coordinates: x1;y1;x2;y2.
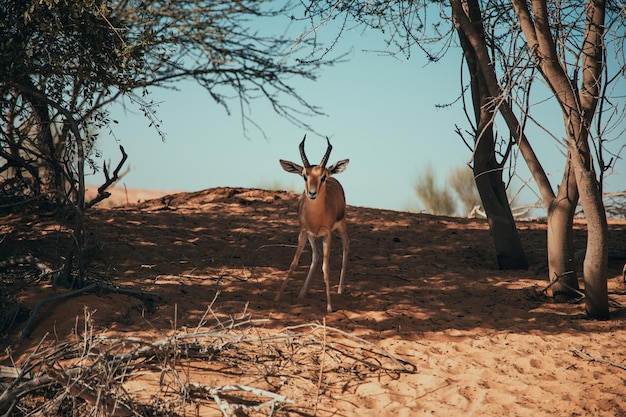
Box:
95;16;624;214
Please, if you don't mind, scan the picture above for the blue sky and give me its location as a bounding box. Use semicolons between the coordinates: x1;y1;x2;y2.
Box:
95;17;625;213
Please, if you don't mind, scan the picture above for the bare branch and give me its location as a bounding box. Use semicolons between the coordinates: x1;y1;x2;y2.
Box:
85;145;129;209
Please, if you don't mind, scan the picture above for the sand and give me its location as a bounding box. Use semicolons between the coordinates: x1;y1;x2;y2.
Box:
2;187;625;416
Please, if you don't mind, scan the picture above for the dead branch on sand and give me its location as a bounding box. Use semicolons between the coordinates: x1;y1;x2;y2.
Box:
538;273;624;310
2;302;416;416
20;282;162;341
572;348;626;371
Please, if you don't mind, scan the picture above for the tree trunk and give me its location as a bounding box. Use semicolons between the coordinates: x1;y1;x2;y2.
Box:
575;0;610;319
546;159;579;299
474;148;529;270
458;0;528;270
575;160;609;319
20;79;63;196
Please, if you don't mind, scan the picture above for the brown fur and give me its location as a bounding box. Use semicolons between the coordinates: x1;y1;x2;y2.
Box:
299;176;346;235
276;155;350;313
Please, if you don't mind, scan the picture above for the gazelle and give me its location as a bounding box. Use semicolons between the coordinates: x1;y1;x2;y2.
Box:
276;135;350;313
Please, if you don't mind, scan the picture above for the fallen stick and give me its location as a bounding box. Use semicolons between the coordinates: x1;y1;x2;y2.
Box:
189;383;293;417
46;368;134;417
313;317;327;416
282;322;416;373
0;255;55;276
572;348;626;371
20;283;98;341
20;282;162;341
0;374;55;410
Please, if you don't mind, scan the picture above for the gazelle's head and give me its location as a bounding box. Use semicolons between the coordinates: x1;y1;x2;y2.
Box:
280;135;349;200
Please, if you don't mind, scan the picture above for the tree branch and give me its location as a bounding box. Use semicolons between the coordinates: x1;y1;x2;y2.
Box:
11;80;87;210
449;0;556;204
85;145;129;209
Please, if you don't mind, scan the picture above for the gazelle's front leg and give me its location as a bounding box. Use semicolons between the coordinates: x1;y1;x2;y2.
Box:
275;229;307;301
299;234;319;299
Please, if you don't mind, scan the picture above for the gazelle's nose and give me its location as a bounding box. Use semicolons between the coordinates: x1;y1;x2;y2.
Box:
308;191;317;200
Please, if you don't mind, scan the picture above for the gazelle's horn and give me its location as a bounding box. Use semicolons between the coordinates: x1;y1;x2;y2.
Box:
320;136;332;168
299;135;311;168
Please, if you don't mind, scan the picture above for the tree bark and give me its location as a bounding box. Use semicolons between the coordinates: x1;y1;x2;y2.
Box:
547;159;580;299
457;0;528;270
575;0;609;319
575;162;609;319
19;78;63;195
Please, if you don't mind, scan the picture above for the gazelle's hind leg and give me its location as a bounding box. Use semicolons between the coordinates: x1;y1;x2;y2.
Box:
275;229;307;301
299;234;319;298
321;233;333;313
336;220;349;295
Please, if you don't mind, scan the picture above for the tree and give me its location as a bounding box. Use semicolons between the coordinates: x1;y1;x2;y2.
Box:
414;164;482;217
1;0;333;208
449;0;624;318
447;165;482;216
453;0;529;269
414;165;457;215
1;0;338;284
416;164;527;220
296;0;529;270
294;1;625;317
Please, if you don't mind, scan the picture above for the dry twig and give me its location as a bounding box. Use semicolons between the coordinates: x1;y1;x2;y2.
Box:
572;348;626;371
3;301;415;416
85;145;129;209
20;282;161;341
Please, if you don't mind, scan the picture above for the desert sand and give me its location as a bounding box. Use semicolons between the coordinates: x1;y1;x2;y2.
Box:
1;186;625;416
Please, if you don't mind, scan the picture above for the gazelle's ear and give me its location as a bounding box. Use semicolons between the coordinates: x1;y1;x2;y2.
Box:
328;159;349;175
280;159;304;174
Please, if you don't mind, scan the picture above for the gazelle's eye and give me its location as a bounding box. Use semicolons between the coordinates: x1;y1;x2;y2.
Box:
302;174;308;181
320;175;327;183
